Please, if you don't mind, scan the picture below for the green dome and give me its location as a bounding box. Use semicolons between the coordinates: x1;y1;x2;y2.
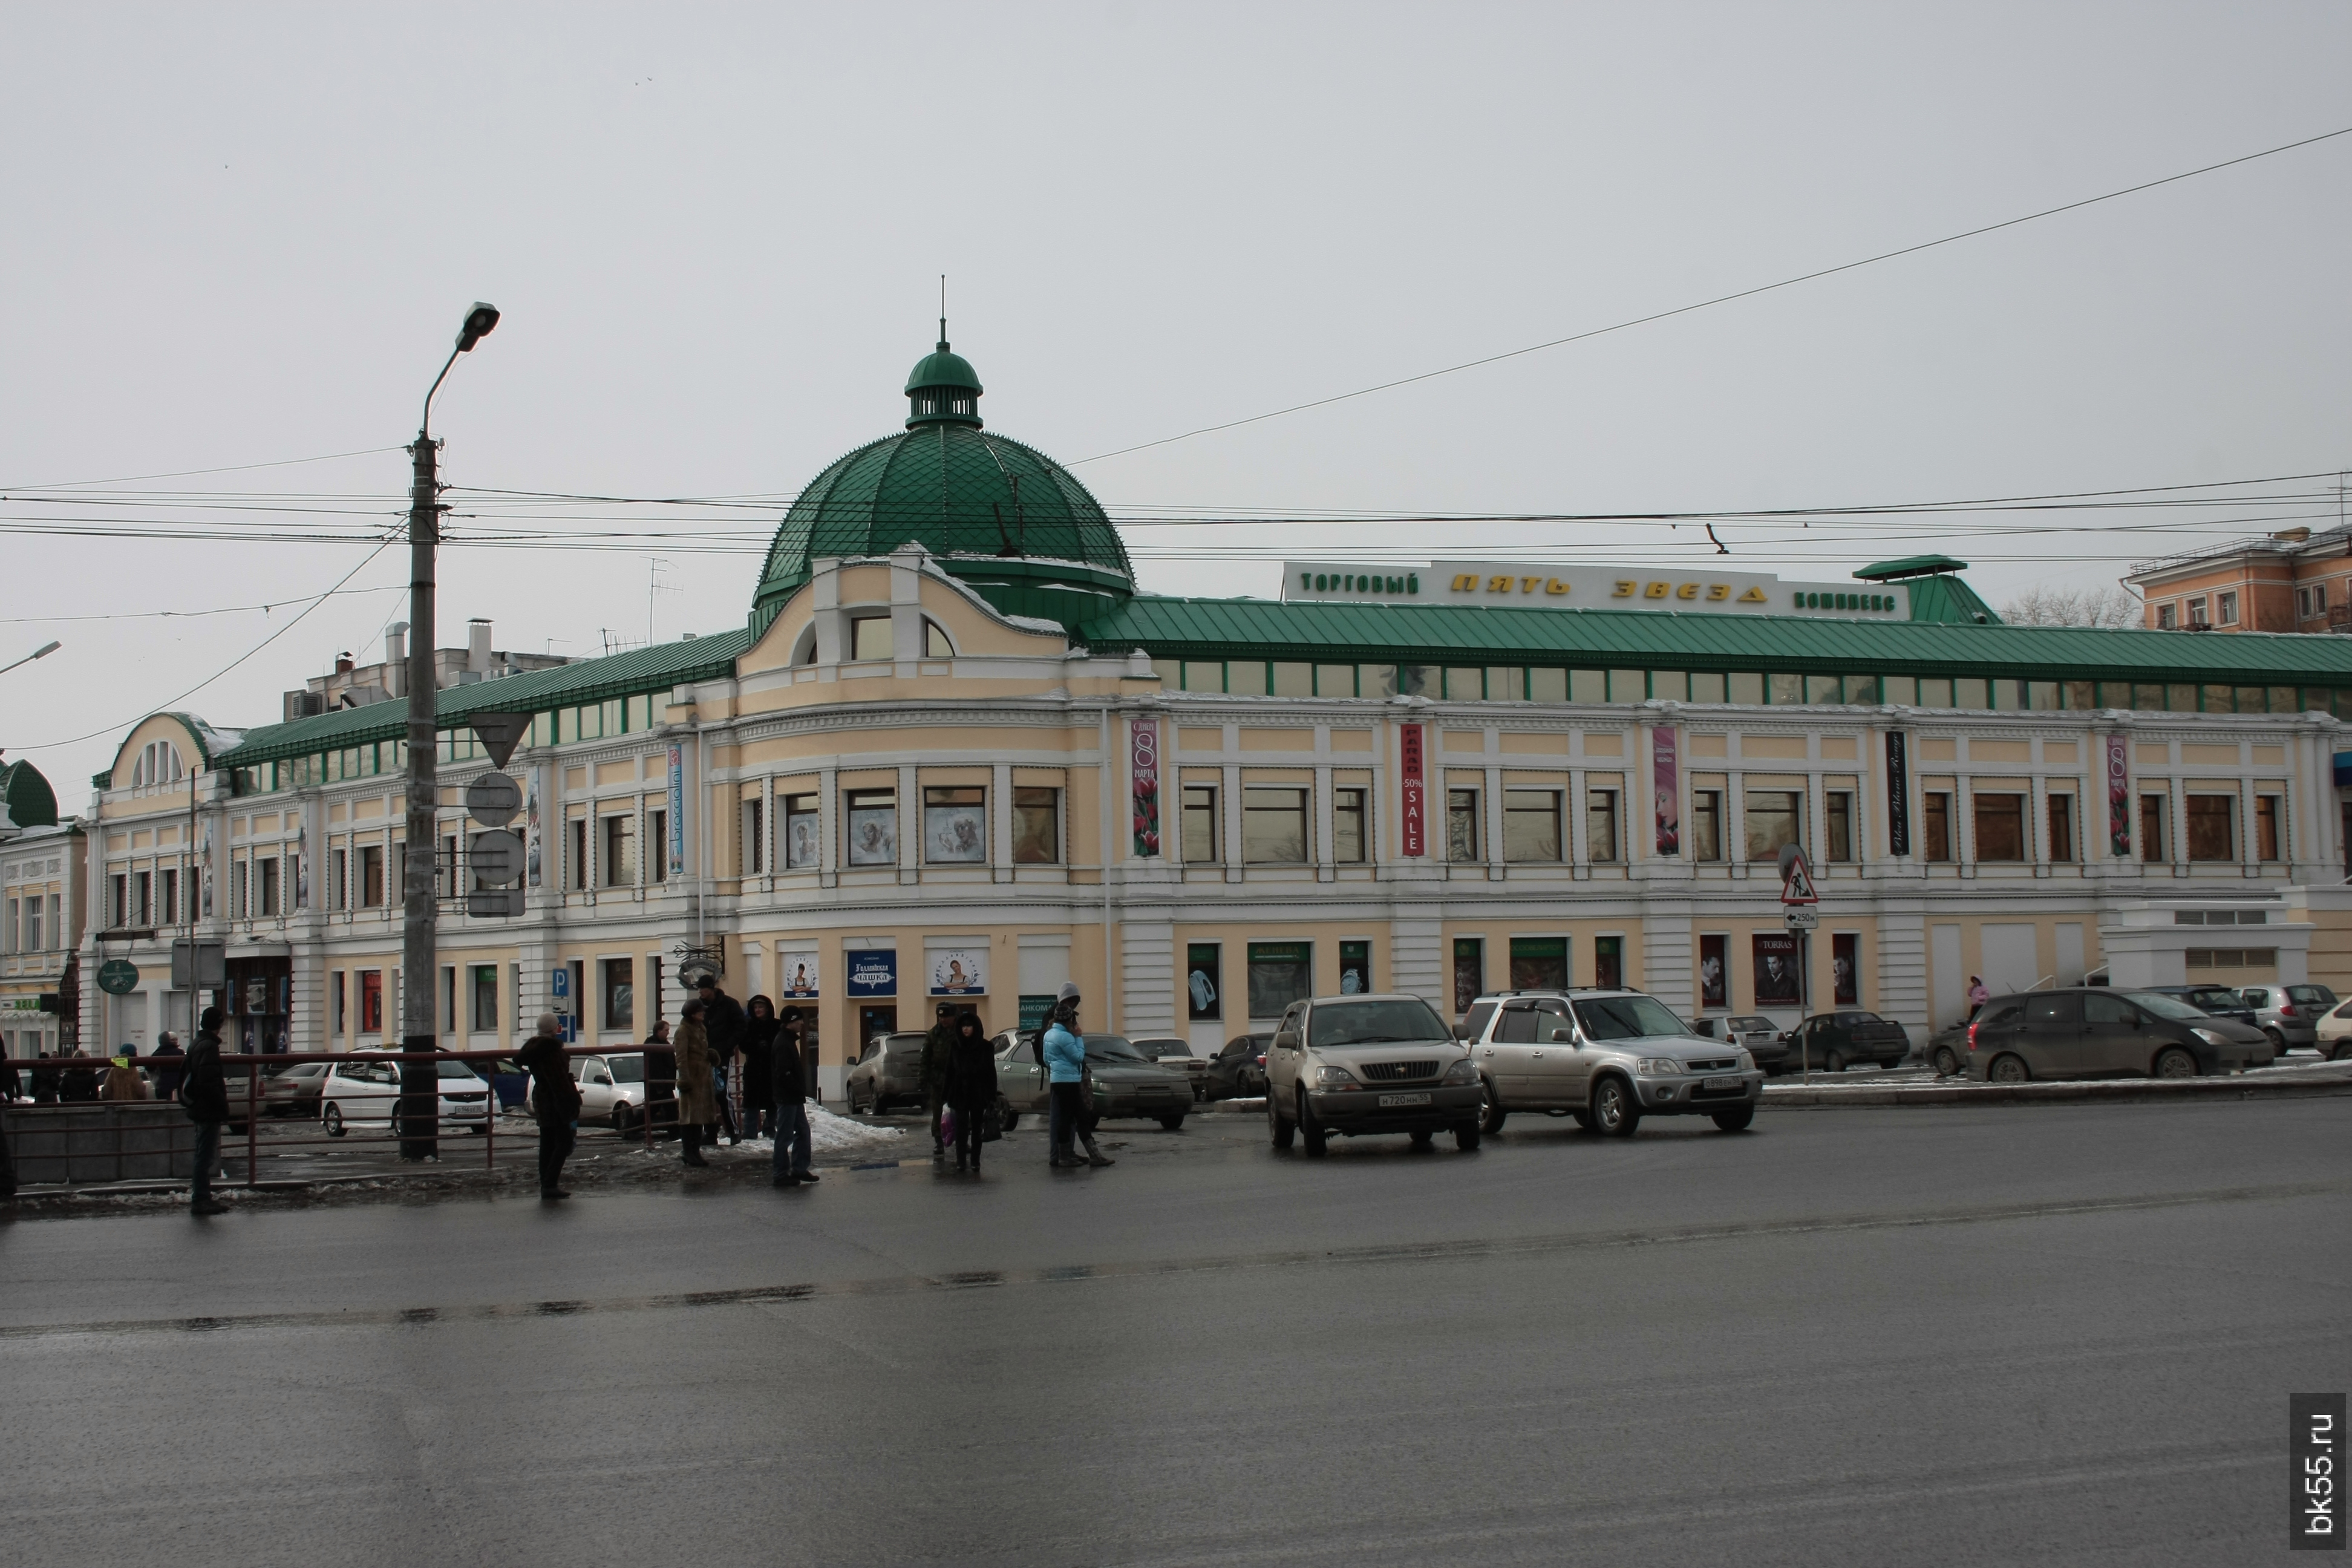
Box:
751;341;1134;633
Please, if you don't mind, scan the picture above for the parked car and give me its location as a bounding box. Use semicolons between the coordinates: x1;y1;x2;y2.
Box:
1131;1036;1209;1099
1466;988;1762;1137
262;1060;330;1118
990;1030;1193;1129
1925;1023;1970;1077
319;1054;492;1135
845;1032;930;1114
2137;985;2258;1029
1266;993;1483;1155
2233;983;2337;1052
1203;1033;1271;1100
2312;999;2352;1061
1784;1010;1911;1074
1961;988;2273;1083
526;1051;650;1131
1717;1016;1794;1074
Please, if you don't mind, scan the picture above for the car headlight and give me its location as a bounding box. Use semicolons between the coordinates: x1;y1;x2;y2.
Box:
1440;1057;1478;1085
1736;1050;1755;1071
2190;1028;2229;1047
1636;1057;1684;1076
1314;1064;1357;1089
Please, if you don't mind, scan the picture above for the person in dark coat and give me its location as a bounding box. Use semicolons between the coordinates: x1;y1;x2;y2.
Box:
769;1007;817;1188
181;1008;230;1215
918;1002;957;1161
31;1052;60;1105
641;1018;675;1137
57;1049;100;1103
945;1011;997;1175
740;996;779;1142
514;1013;580;1201
149;1032;185;1102
694;979;745;1144
672;1001;717;1167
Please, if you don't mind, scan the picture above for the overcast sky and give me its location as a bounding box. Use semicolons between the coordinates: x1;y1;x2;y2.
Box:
4;4;2347;793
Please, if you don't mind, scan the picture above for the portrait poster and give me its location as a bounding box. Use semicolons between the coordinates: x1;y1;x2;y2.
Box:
924;802;986;863
848;805;897;866
778;949;820;998
1651;727;1680;855
1698;933;1728;1009
2105;732;2131;857
526;768;543;887
1832;932;1860;1007
1752;932;1803;1006
295;823;310;909
929;948;988;996
785;811;820;870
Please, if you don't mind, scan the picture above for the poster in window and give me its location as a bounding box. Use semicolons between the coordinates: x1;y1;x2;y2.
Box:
1885;731;1909;857
929;948;987;996
1699;933;1728;1009
2104;731;2131;856
848;805;897;866
786;813;820;869
1452;937;1483;1014
1338;940;1371;996
777;949;820;998
1832;932;1860;1007
1247;941;1312;1020
295;824;310;909
1186;942;1221;1020
1752;933;1803;1005
924;803;986;863
1651;727;1679;855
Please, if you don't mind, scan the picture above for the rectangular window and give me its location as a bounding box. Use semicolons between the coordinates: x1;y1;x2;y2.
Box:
1509;936;1567;990
603;958;634;1033
606;813;638;885
924;786;987;864
2157;602;2177;630
850;615;893;661
440;965;457;1035
1448;788;1480;862
471;964;498;1033
1503;789;1562;862
2141;794;2167;863
1;898;13;955
258;856;281;916
1832;932;1860;1007
359;970;384;1034
2298;584;2327;621
1593;935;1623;990
1825;792;1854;862
1452;936;1484;1016
1586;789;1619;863
2217;590;2238;626
1973;794;2026;861
2186;596;2209;629
782;794;818;869
328;849;346;911
139;869;157;926
2048;794;2076;862
1744;790;1802;862
1698;933;1729;1009
159;867;178;927
1332;787;1367;863
1924;792;1952;862
1186;942;1221;1019
1181;785;1218;863
845;789;897;866
360;844;385;906
1338;939;1372;995
648;809;670;881
739;798;763;875
2256;795;2281;862
1242;788;1308;863
566;820;588;889
2186;794;2235;861
108;872;128;928
1691;789;1722;861
332;972;346;1036
1246;941;1312;1021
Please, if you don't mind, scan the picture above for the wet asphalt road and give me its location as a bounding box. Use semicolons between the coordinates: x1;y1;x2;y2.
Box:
4;1096;2347;1567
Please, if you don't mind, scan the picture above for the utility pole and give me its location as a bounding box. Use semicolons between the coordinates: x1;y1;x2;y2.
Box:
399;303;500;1160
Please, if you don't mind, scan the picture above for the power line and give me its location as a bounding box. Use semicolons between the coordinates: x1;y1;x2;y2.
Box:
1067;125;2352;467
0;584;407;625
0;445;405;492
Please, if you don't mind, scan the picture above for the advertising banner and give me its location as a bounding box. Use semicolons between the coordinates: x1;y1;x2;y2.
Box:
1651;727;1679;855
1699;933;1728;1009
1399;723;1426;857
2105;732;2131;856
929;948;987;996
666;744;685;880
1130;717;1161;856
1752;932;1803;1006
1886;731;1909;857
1186;942;1221;1019
777;949;820;998
844;949;897;998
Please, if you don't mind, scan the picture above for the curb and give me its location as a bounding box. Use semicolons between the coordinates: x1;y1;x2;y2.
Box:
1761;1063;2352;1108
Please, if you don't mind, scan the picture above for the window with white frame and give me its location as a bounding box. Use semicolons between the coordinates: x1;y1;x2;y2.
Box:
2298;584;2328;621
2217;590;2239;626
2155;601;2177;630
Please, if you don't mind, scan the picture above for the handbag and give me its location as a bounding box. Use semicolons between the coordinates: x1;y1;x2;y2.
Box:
939;1106;957;1146
980;1100;1004;1143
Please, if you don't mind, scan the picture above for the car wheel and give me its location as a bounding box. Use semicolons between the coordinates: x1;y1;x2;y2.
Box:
1453;1121;1481;1152
1267;1089;1293;1151
1410;1128;1435;1149
323;1103;345;1138
2334;1043;2352;1063
1592;1076;1640;1137
1478;1077;1507;1134
1932;1045;1961;1077
1988;1054;2030;1085
1298;1090;1328;1158
1711;1106;1755;1133
1158;1113;1186;1131
1877;1059;1902;1071
998;1096;1020;1133
613;1103;635;1135
1822;1050;1846;1074
1570;1107;1596;1132
2153;1047;2198;1080
2264;1027;2287;1052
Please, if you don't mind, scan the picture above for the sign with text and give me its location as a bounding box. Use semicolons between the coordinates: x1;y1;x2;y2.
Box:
844;949;898;998
1399;724;1426;857
1129;717;1161;856
1886;731;1910;857
1651;727;1679;855
1283;560;1911;620
2105;732;2132;857
666;743;687;880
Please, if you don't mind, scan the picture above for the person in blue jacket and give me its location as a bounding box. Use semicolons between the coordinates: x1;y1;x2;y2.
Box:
1043;982;1112;1169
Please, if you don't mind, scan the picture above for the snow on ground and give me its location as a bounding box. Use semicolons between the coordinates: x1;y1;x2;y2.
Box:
644;1106;907;1161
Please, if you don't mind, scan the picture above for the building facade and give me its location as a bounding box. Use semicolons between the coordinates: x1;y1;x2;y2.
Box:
2129;526;2352;635
2;761;87;1060
76;344;2352;1089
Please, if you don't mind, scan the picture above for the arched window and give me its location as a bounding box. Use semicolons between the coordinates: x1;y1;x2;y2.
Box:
924;619;954;658
128;739;185;788
791;624;819;666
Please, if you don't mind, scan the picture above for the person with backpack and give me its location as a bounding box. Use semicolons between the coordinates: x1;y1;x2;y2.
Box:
1044;984;1111;1170
769;1007;817;1188
515;1013;580;1201
180;1007;230;1216
946;1011;996;1175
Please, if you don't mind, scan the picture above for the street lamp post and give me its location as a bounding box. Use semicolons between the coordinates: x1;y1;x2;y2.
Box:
399;303;499;1160
0;641;62;678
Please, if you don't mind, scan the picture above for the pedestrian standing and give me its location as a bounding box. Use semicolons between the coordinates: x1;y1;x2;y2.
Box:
695;978;745;1145
515;1013;581;1201
150;1032;185;1102
1967;976;1990;1016
181;1007;230;1216
1044;984;1112;1169
642;1018;676;1138
100;1048;150;1102
58;1049;99;1103
31;1051;60;1105
946;1011;996;1175
920;1002;956;1161
741;996;778;1142
673;1000;717;1167
769;1007;818;1188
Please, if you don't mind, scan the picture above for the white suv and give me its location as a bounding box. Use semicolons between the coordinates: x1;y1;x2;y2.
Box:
1467;988;1764;1137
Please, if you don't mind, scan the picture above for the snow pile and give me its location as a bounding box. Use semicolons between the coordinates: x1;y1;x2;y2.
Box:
725;1108;905;1159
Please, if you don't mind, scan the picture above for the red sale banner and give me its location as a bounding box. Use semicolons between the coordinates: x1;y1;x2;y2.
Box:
1399;722;1426;857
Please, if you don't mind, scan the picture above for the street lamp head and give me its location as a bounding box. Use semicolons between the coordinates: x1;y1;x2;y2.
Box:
32;641;60;661
456;302;501;353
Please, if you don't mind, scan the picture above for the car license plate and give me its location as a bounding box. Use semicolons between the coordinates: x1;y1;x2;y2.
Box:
1377;1092;1432;1108
1704;1076;1740;1091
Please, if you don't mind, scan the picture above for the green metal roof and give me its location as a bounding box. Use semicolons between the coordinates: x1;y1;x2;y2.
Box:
1902;572;2002;626
1857;555;1969;581
1;759;59;828
215;629;753;768
1072;596;2352;687
904;344;981;397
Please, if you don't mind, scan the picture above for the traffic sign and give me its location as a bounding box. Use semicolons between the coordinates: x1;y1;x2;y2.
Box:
469;828;524;886
96;959;139;995
1779;847;1818;905
550;967;570;999
467;712;533;769
1783;907;1818;933
466;888;524;918
465;770;522;828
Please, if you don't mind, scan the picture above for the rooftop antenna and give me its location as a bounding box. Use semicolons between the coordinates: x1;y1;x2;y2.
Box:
939;273;948;348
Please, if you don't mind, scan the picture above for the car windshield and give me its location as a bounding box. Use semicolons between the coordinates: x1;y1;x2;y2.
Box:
2288;985;2333;1005
2127;991;2219;1022
884;1036;925;1056
436;1059;482;1080
1726;1018;1771;1032
1838;1012;1883;1025
604;1056;644;1083
1308;998;1449;1047
1083;1034;1144;1062
2184;989;2244;1010
1572;995;1694;1041
1132;1039;1185;1057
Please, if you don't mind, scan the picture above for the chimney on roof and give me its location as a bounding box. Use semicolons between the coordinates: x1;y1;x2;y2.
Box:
385;622;408;697
335;652;354;675
468;618;492;675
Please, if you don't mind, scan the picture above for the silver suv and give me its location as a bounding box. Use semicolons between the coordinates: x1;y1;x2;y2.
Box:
1468;988;1764;1137
1264;993;1483;1157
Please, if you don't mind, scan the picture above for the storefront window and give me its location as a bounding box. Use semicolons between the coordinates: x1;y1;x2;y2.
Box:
1452;938;1484;1015
1509;936;1566;990
1247;942;1312;1021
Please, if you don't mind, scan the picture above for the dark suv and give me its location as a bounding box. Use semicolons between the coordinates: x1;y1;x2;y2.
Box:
1962;988;2273;1082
